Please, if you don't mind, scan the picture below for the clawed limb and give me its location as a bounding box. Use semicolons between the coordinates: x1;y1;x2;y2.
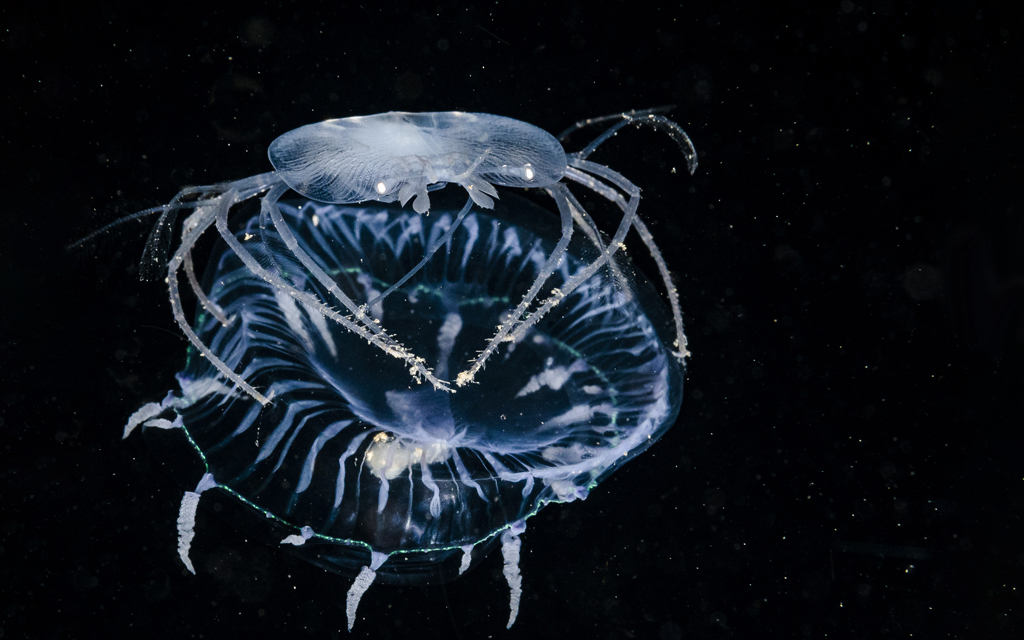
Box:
150;173;455;406
455;109;697;385
112;110;695;404
257;185;452;392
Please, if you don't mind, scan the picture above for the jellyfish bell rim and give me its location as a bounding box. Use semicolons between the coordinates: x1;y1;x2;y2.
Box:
267;111;568;206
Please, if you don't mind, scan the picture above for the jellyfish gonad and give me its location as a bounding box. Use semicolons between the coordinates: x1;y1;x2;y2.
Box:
119;109;696;630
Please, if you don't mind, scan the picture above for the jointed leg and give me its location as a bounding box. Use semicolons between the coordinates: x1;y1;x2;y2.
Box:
560;168;631;294
141;185;221;280
234;186;452;392
556;106;676;144
166;197;270;405
365;195;475;309
570;158;689;360
561;110;698;176
456;182;578;386
477;172;642;355
183;248;233;327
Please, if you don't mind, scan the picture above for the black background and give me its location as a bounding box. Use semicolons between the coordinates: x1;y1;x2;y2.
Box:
3;1;1023;638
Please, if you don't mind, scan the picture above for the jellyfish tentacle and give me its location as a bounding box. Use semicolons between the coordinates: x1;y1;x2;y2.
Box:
456;182;575;386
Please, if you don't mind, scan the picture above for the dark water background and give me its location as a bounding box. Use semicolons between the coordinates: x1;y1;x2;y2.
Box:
3;1;1022;638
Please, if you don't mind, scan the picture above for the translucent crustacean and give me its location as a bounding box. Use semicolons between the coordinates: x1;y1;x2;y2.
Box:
110;108;697;630
88;110;696;405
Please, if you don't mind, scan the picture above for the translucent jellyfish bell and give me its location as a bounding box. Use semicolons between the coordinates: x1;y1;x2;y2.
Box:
126;194;683;630
113;108;698;630
268;112;567;213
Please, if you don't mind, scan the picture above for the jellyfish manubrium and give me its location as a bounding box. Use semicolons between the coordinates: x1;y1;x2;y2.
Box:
122;110;696;630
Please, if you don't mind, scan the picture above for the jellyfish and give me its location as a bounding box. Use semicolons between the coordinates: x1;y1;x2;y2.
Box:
119;109;696;630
